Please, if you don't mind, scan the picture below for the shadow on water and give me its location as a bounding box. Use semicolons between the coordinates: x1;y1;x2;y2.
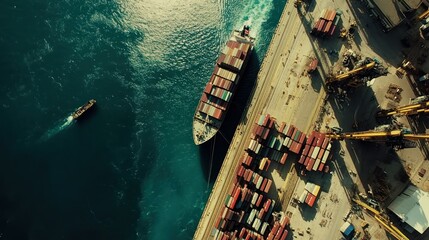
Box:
199;52;261;183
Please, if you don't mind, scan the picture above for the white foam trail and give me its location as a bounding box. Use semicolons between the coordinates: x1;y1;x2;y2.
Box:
40;115;74;141
235;0;274;39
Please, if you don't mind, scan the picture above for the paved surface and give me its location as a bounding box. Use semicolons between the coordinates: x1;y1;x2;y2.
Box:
194;0;429;239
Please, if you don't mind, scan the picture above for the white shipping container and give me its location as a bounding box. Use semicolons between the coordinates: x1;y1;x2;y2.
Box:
313;159;321;171
256;177;263;189
282;137;289;146
260;222;269;235
322;150;330;163
252;218;261;231
287;138;293;148
255;143;262;154
247;209;256;225
251;192;258;205
311;146;320;159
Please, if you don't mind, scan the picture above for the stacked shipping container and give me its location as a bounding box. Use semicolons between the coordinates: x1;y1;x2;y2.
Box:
297;182;321;207
298;131;332;173
280;123;306;155
211;113;291;240
311;9;340;37
195;40;251;126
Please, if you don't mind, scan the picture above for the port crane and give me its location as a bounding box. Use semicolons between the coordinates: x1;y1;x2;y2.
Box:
352;199;409;240
326;61;375;87
326;129;429;148
377;100;429;117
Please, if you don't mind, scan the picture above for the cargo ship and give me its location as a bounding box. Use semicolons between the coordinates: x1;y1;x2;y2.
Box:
193;25;255;145
72;99;96;119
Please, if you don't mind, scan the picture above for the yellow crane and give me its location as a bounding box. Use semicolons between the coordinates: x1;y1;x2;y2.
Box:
326;61;375;87
326;129;429;142
352;199;409;240
377;100;429;117
418;9;429;20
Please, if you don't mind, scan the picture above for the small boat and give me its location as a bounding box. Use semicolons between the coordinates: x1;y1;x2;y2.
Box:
72;99;96;119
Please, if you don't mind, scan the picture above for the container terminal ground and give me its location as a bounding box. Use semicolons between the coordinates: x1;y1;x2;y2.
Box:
194;0;429;239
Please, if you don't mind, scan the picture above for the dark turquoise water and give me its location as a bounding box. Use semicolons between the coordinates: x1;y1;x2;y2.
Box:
0;0;285;239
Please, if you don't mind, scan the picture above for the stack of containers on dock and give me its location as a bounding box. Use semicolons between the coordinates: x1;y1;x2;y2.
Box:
213;113;294;239
266;214;290;240
297;182;321;207
281;123;306;155
298;131;332;172
311;9;340;37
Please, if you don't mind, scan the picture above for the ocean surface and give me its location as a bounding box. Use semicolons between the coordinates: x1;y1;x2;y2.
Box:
0;0;286;239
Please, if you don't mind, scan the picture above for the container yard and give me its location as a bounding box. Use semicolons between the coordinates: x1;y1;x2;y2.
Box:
194;0;429;239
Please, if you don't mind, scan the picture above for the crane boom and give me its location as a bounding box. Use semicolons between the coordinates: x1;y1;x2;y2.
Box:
327;129;429;141
377;101;429;117
353;199;409;240
327;61;375;84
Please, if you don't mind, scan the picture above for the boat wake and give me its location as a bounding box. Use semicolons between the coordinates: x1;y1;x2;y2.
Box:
235;0;273;38
40;116;74;141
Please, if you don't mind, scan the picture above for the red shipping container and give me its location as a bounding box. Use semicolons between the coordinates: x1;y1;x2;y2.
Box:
302;144;310;156
268;117;275;129
306;159;315;171
317;148;325;160
260;178;267;192
262;127;270;140
298;154;305;164
287;125;294;138
258;208;265;219
317;19;326;32
321;137;329;149
306;132;315;145
256;194;264;207
271;222;279;235
280;153;288;164
275;226;283;239
298;132;306;144
306;193;317;207
318;162;325;171
280;230;288;240
303;156;310;166
279;122;285;133
264;179;272;193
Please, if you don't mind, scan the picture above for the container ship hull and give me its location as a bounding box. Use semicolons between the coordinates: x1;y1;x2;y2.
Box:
193;26;254;145
72;99;96;120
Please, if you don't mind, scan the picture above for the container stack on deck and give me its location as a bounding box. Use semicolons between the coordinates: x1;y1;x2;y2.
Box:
196;41;251;124
311;9;340;37
297;131;332;173
211;114;291;240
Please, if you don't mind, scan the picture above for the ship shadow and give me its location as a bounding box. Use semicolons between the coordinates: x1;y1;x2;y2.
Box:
74;106;98;125
199;52;261;183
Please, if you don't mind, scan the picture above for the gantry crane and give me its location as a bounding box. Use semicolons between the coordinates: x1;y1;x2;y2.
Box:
327;129;429;141
377;100;429;117
353;199;409;240
326;129;429;148
326;61;375;87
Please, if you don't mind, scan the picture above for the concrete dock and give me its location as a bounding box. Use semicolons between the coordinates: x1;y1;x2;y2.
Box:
194;0;429;239
192;1;326;238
